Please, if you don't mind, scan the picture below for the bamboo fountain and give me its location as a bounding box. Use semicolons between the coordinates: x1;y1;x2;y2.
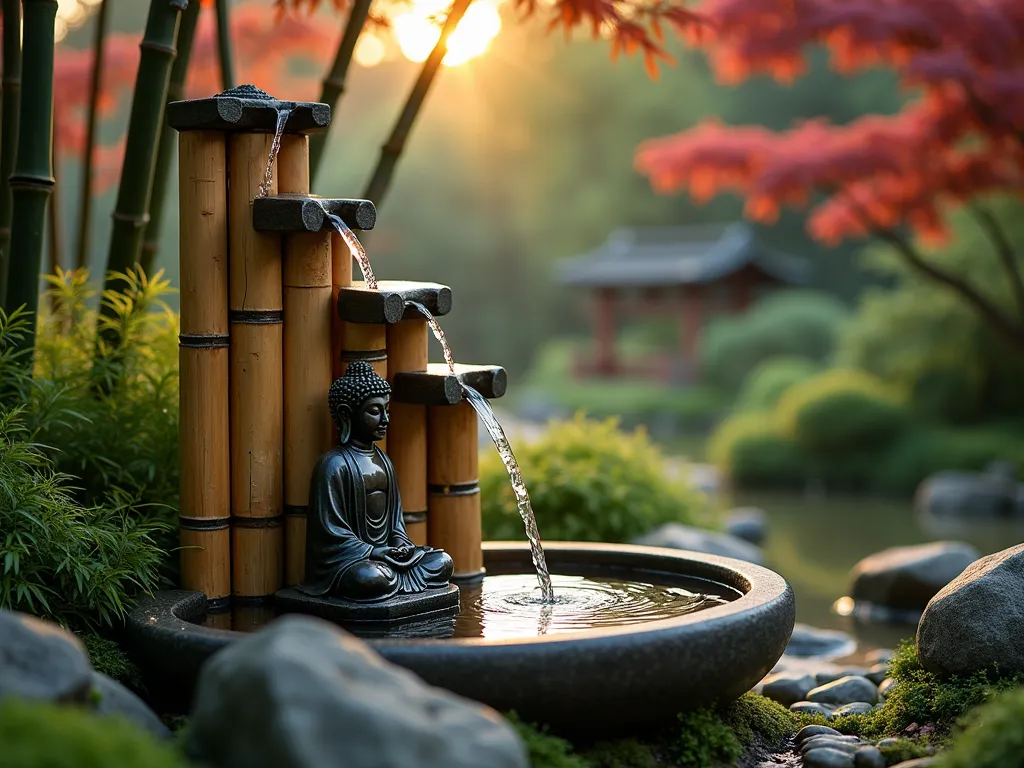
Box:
128;86;797;734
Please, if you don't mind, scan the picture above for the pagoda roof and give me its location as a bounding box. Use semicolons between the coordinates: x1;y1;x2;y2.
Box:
556;222;812;288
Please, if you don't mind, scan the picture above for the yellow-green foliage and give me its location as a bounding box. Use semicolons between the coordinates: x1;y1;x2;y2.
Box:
734;356;821;413
776;369;906;454
941;686;1024;768
723;692;795;747
878;740;932;764
506;713;590;768
481;414;703;543
707;413;805;489
0;699;191;768
581;739;660;768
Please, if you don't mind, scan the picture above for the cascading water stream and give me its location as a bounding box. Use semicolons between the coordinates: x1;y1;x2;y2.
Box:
257;108;292;199
322;210;378;290
405;300;555;602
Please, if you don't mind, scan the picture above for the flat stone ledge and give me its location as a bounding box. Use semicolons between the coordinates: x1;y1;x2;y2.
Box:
338;281;452;324
167;85;330;134
253;195;376;233
274;584;460;624
391;363;507;405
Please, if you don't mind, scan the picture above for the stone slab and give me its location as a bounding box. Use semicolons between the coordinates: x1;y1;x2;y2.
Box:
337;281;453;324
391;363;507;405
167;84;330;134
274;584;460;624
252;194;376;233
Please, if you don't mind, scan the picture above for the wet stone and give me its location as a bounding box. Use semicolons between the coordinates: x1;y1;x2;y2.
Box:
816;667;869;686
866;663;889;685
807;676;880;706
723;507;767;545
795;725;842;744
889;760;938;767
833;702;875;717
786;624;856;660
791;701;836;718
853;746;886;768
761;673;817;707
801;736;861;754
803;747;856;768
876;738;900;749
865;648;894;665
878;678;896;698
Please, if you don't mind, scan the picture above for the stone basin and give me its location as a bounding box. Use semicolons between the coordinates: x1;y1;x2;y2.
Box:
124;542;795;734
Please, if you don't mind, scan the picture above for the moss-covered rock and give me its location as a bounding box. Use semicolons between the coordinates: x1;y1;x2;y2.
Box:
78;633;141;688
507;713;591;768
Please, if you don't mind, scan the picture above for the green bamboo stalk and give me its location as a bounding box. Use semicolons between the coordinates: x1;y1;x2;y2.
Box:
140;0;200;276
100;0;187;295
309;0;374;185
6;0;57;357
48;101;62;277
214;0;235;91
362;0;472;210
75;0;112;271
0;0;23;306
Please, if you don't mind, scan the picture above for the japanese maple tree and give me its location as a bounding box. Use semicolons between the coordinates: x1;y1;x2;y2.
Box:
634;0;1024;353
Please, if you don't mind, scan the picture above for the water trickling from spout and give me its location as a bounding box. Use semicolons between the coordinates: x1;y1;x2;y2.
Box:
322;210;377;290
257;108;292;199
405;301;455;375
462;385;555;603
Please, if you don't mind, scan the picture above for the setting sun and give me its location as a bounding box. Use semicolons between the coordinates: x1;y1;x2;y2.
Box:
391;0;503;67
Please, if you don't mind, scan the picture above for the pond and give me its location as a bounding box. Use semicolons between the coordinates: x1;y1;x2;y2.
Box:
730;490;1024;650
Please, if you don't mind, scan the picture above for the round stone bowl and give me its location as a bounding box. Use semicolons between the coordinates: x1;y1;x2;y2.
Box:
124;542;795;734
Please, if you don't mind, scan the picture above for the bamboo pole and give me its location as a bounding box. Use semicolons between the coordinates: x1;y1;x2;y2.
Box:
427;402;483;580
75;0;110;271
339;320;387;451
331;233;352;381
177;130;231;607
214;0;235;91
0;0;22;305
228;131;283;601
280;134;332;586
387;320;428;545
5;0;57;354
140;0;201;276
308;0;373;184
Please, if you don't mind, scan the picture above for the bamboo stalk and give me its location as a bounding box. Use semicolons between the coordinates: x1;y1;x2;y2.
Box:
5;0;57;355
339;320;386;451
214;0;235;91
361;0;472;209
48;104;62;278
140;0;201;276
387;320;428;546
331;232;353;381
0;0;22;306
75;0;110;271
308;0;373;185
100;0;186;298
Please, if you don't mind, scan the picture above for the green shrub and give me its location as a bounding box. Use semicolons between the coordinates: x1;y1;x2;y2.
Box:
700;290;850;393
506;713;590;768
707;413;805;489
777;369;906;454
78;634;141;688
0;699;191;768
941;686;1024;768
481;414;703;543
734;356;821;413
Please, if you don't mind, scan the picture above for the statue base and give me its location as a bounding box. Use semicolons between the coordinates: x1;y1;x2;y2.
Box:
274;584;460;627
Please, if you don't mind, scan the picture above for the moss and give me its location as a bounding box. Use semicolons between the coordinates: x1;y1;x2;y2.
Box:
723;693;795;748
506;712;591;768
940;685;1024;768
78;633;141;688
670;708;743;767
878;739;932;765
0;698;191;768
582;739;660;768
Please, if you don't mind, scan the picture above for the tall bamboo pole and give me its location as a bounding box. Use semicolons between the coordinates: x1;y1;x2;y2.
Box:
48;104;62;279
101;0;186;299
280;134;332;586
5;0;57;355
141;0;201;276
0;0;22;305
75;0;111;271
387;320;429;545
214;0;235;91
361;0;472;209
308;0;373;185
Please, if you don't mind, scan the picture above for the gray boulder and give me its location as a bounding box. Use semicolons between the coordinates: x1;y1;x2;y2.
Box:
186;614;528;768
0;610;93;704
90;672;171;739
723;507;767;545
915;462;1021;518
760;673;816;707
634;523;762;564
917;543;1024;679
849;542;978;611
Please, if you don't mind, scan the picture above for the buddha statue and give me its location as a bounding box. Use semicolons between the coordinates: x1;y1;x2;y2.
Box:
299;361;455;603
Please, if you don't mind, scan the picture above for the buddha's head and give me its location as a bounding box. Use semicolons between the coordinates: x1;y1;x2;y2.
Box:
328;361;391;446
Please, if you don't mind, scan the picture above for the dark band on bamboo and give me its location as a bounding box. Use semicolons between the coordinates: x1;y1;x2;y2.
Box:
205;596;232;612
140;40;176;55
340;348;387;363
232;516;284;529
8;174;55;190
229;309;284;324
428;482;480;496
179;333;230;348
403;511;428;524
284;504;308;518
179;516;231;531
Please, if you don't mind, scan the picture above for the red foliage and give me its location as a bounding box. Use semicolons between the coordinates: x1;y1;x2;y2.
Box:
635;0;1024;246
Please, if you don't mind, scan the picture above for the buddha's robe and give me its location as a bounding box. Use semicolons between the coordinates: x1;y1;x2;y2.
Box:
300;444;453;602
